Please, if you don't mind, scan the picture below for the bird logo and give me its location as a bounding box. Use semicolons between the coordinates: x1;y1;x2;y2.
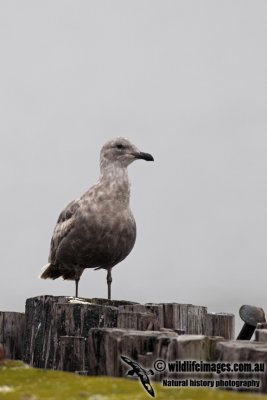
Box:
121;355;155;397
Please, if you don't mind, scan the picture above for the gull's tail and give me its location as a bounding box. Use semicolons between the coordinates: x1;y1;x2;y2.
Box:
39;263;61;280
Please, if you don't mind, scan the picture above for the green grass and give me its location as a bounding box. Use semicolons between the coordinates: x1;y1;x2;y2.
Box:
0;360;266;400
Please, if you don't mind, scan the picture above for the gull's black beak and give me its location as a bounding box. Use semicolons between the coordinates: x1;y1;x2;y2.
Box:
133;151;154;161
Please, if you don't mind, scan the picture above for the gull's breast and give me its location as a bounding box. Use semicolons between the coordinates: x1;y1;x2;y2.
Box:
96;209;137;267
56;206;137;268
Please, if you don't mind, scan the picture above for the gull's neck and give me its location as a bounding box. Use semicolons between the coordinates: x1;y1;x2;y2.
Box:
99;162;131;207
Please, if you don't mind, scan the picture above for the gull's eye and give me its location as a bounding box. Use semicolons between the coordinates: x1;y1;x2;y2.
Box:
116;144;124;149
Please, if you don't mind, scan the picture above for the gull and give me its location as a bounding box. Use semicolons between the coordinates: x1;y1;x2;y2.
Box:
40;137;154;299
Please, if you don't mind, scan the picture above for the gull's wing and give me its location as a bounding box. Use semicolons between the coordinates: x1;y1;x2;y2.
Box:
49;199;81;263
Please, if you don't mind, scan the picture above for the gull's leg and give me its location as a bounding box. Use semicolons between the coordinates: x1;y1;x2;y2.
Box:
107;268;112;300
75;278;80;298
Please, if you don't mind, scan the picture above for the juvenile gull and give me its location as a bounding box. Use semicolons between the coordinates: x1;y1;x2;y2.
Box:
40;138;154;299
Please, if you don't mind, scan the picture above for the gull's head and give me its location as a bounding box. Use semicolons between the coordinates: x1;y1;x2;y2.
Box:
100;137;154;169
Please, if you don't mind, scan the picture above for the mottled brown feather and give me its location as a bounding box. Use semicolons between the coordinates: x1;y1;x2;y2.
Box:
40;137;152;284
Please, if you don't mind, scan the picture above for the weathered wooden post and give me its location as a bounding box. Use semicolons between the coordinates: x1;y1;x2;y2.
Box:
0;344;5;360
117;311;159;330
23;295;135;370
23;296;118;369
155;334;223;380
215;340;267;393
0;312;25;359
87;328;178;376
255;322;267;341
117;304;164;330
58;336;86;372
205;312;235;339
161;303;207;334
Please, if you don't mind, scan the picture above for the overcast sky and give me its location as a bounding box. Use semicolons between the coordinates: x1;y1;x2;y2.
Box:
1;1;267;334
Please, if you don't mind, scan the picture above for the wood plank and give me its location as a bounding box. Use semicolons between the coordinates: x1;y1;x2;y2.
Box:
161;303;207;334
57;336;86;372
205;312;235;339
117;311;159;330
0;312;25;359
118;304;164;328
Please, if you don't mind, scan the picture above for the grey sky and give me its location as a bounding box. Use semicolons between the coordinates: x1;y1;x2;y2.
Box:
1;1;267;333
